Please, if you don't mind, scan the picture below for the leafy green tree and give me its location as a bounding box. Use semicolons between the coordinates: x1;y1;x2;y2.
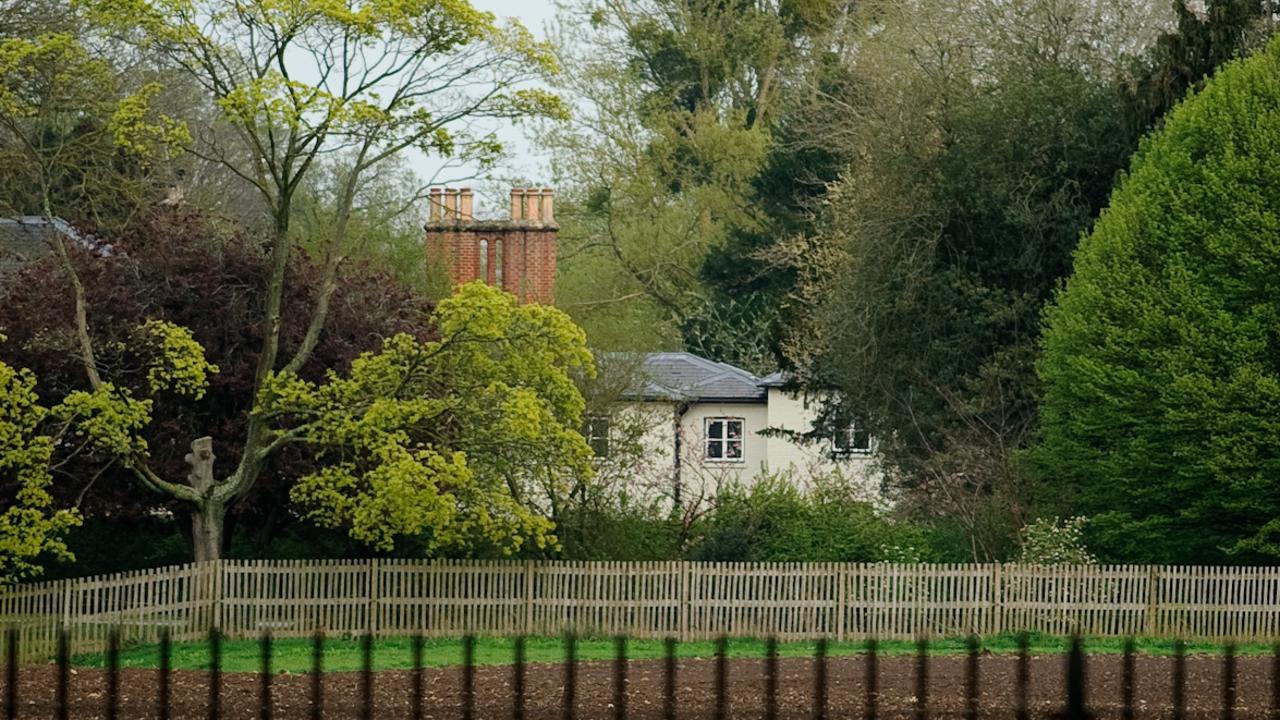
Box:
0;342;81;584
260;282;594;554
1122;0;1277;136
0;211;438;557
781;0;1158;560
545;0;848;370
0;316;219;582
41;0;563;560
0;30;186;230
1033;39;1280;563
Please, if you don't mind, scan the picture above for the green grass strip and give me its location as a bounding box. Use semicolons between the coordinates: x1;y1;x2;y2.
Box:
70;632;1275;673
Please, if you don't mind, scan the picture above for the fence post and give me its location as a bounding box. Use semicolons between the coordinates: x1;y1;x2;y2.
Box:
679;561;692;642
836;564;847;642
992;563;1004;636
218;559;228;634
1145;565;1160;636
523;560;535;635
61;579;72;629
368;558;381;637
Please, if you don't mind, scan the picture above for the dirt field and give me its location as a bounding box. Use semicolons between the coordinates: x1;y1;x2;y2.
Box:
2;654;1272;720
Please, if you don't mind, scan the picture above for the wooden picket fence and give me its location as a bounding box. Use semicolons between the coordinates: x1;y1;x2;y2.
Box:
4;560;1280;663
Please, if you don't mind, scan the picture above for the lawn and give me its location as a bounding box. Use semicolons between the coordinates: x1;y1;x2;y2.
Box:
71;633;1274;673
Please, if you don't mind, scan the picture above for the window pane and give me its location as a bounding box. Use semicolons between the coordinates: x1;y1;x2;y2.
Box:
707;420;723;439
727;440;742;459
727;420;742;439
590;435;610;457
853;429;871;451
584;416;610;458
707;439;722;458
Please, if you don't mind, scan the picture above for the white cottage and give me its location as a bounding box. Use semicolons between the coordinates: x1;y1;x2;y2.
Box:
412;188;880;503
588;352;881;505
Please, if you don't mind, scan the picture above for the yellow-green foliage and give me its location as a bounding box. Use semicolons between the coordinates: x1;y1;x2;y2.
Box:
0;317;217;584
260;283;595;554
0;34;188;157
52;320;217;460
0;34;108;119
141;320;219;399
107;83;191;157
0;346;81;585
55;384;154;457
81;0;562;168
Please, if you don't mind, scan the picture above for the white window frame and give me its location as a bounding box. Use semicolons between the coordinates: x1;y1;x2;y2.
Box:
704;416;746;463
584;415;611;459
831;420;872;457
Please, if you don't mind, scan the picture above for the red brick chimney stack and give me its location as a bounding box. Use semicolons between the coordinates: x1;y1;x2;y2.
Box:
424;186;558;304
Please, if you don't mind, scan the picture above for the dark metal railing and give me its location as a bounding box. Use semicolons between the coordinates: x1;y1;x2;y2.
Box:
3;627;1280;719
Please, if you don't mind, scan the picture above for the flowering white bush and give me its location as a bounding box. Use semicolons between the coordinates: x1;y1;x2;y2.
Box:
1016;516;1096;565
877;542;927;563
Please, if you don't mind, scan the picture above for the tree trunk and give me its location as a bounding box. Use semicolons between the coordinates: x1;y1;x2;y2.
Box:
191;499;226;563
185;436;225;563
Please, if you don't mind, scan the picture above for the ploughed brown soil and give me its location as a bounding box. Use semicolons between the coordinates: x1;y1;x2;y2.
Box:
2;654;1272;720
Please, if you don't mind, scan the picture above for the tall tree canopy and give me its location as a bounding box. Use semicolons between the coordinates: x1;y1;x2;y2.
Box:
1122;0;1278;135
0;0;565;561
0;212;435;553
545;0;851;372
1033;38;1280;564
779;0;1169;559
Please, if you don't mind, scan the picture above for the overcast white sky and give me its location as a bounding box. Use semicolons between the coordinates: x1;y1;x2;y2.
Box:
426;0;563;210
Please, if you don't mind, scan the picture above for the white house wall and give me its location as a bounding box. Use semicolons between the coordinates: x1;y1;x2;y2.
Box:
678;401;771;492
597;402;678;502
613;394;881;504
763;388;880;497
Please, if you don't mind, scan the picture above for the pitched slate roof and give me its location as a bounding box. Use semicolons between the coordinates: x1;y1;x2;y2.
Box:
626;352;768;402
0;217;78;273
757;370;788;388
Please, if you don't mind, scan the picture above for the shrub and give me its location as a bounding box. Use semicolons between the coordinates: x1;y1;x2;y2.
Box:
556;493;687;561
690;472;929;563
1015;517;1096;565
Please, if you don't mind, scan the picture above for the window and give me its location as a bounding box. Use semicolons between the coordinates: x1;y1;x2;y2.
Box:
495;238;504;286
831;420;872;457
584;415;610;458
705;417;745;462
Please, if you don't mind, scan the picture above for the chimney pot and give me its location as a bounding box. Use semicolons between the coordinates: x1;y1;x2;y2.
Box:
524;188;540;223
428;187;443;222
541;188;554;224
459;188;473;221
444;188;460;220
427;184;557;304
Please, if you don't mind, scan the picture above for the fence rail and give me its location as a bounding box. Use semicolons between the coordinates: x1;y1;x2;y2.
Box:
5;560;1280;662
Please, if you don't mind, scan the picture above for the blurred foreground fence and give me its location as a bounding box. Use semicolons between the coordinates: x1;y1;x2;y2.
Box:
1;630;1258;720
6;561;1280;662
